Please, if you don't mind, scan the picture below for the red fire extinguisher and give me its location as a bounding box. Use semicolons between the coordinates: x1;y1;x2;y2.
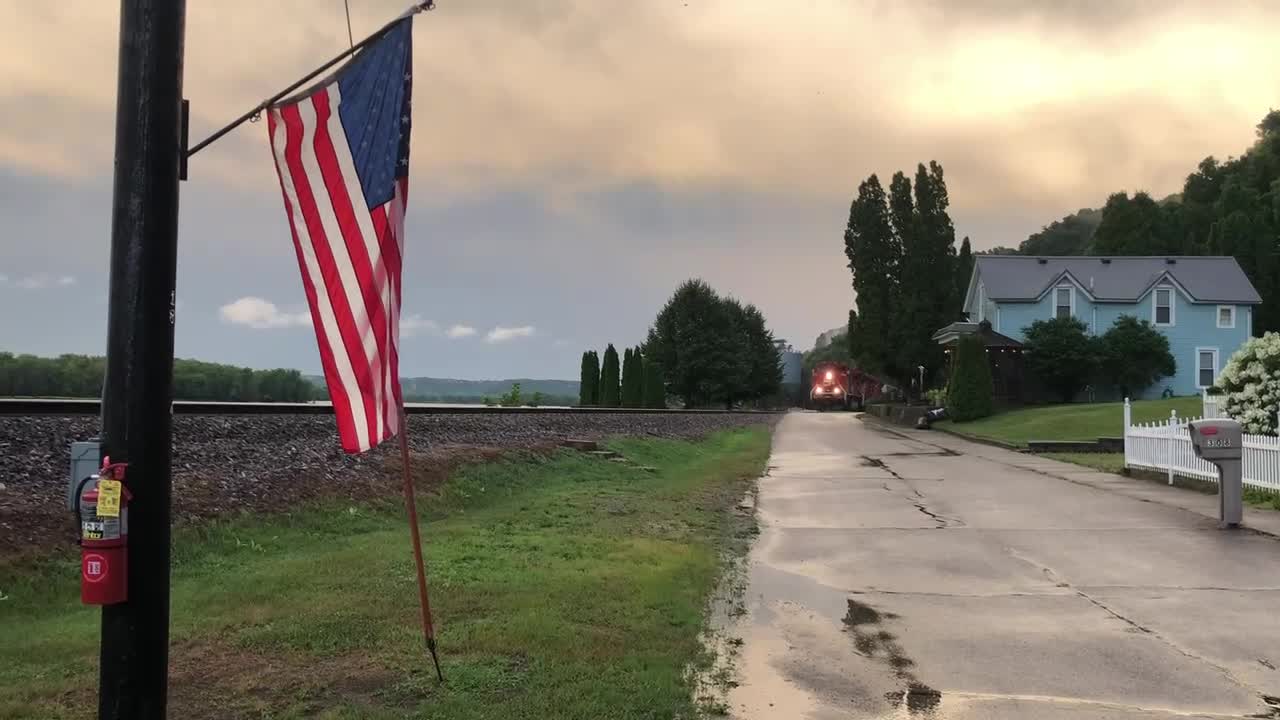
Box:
75;457;131;605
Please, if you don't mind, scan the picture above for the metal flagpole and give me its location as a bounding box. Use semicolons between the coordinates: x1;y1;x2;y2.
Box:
397;405;444;681
185;0;434;161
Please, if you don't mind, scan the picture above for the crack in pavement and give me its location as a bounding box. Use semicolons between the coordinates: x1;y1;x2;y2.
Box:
1006;548;1277;711
865;455;965;529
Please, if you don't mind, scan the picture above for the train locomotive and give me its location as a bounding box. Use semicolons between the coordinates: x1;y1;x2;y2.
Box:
810;361;851;411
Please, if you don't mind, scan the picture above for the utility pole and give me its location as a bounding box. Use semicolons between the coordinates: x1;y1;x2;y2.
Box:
98;1;186;717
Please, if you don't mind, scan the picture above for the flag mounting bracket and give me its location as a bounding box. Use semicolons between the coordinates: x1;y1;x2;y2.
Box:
181;0;434;170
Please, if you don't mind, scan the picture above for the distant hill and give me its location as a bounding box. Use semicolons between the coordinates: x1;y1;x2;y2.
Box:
813;326;845;350
306;375;579;402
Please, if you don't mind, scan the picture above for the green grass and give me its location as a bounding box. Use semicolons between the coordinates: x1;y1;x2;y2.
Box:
1039;452;1127;473
936;396;1203;447
0;428;772;720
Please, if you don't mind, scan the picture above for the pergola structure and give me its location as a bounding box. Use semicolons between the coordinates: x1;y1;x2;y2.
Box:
932;320;1026;402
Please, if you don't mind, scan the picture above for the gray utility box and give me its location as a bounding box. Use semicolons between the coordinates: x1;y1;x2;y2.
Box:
1187;419;1243;528
68;440;101;511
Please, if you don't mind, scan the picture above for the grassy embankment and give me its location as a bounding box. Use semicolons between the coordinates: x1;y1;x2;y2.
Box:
937;398;1280;509
0;428;771;719
935;396;1202;448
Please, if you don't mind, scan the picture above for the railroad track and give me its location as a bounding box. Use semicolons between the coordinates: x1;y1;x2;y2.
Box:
0;398;779;416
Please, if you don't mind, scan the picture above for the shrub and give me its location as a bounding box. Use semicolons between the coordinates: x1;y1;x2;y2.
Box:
1022;317;1100;403
1100;315;1175;399
924;386;948;408
1218;332;1280;434
499;383;523;407
946;335;993;422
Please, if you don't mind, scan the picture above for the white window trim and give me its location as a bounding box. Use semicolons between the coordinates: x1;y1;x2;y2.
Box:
1052;285;1075;320
1195;346;1219;390
1217;305;1236;329
1152;287;1175;327
977;282;986;323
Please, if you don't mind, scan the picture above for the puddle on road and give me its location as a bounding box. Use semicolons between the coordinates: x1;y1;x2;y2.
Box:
844;598;942;718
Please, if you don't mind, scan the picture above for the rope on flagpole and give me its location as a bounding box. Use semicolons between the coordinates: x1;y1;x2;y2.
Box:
185;1;434;161
343;0;355;50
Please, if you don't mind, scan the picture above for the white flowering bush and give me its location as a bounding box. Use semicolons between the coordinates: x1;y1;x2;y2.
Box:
1219;332;1280;434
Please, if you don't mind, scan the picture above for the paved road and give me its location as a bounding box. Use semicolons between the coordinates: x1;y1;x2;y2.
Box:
723;412;1280;719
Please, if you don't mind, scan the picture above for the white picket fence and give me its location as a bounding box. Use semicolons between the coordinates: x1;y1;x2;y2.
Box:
1123;395;1280;493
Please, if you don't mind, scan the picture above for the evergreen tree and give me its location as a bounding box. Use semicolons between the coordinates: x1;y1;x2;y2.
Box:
600;344;621;407
585;351;601;405
621;347;634;406
643;360;666;408
621;347;645;408
578;351;593;406
946;335;994;422
954;236;974;319
843;175;900;379
632;350;646;408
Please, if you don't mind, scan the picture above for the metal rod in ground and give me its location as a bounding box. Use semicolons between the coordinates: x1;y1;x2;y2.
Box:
98;0;186;717
397;405;443;681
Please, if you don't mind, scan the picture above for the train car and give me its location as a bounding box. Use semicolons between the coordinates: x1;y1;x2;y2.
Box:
810;361;851;411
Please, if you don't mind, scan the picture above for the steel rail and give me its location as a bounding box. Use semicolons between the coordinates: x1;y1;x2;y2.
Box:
0;398;782;417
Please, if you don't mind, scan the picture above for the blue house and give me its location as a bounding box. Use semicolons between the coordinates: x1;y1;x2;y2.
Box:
934;256;1261;400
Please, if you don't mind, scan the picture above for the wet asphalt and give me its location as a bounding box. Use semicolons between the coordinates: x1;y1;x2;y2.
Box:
722;412;1280;719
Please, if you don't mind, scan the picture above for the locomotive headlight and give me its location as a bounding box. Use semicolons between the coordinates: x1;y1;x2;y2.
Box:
833;387;843;394
814;387;824;394
824;371;833;381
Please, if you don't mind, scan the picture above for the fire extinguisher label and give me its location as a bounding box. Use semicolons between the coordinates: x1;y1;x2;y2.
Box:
97;479;123;517
83;553;107;583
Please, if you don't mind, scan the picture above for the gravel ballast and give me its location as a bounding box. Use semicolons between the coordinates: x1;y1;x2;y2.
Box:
1;411;780;556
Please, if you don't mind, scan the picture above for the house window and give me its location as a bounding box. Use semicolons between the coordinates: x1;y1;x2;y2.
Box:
1197;348;1218;389
1154;288;1173;326
1054;287;1072;319
1217;305;1235;329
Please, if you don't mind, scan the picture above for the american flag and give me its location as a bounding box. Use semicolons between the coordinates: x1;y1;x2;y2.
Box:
267;18;414;453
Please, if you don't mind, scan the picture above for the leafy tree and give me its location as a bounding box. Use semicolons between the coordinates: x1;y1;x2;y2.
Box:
0;352;315;402
643;360;666;408
739;303;782;403
843;175;900;378
979;246;1020;255
1021;317;1101;403
954;236;973;319
1018;208;1102;256
644;279;735;407
498;382;523;407
600;344;621;407
946;335;993;422
1090;192;1170;255
1099;316;1176;399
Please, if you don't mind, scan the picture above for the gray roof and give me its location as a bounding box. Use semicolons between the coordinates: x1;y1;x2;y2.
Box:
973;256;1262;304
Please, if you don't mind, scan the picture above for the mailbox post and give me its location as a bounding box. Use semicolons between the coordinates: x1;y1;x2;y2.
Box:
1188;419;1244;528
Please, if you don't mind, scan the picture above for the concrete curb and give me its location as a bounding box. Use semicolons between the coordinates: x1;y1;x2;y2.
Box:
913;422;1025;452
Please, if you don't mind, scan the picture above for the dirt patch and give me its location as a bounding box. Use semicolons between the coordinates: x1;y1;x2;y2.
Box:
167;637;408;718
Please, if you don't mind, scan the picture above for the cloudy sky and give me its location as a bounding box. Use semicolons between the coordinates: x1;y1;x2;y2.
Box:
2;1;1277;379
